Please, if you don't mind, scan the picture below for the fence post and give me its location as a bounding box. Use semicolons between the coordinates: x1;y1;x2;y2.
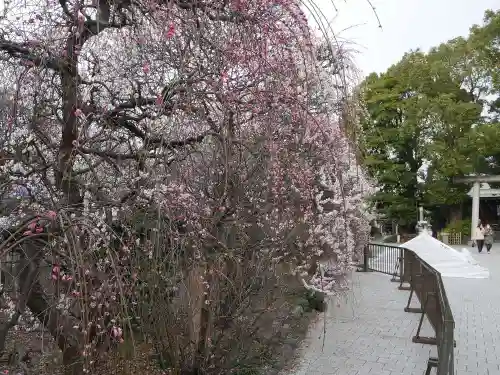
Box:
399;248;404;280
363;245;369;272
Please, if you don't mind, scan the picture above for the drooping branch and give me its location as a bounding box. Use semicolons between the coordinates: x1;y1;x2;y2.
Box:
0;1;371;373
100;96;212;148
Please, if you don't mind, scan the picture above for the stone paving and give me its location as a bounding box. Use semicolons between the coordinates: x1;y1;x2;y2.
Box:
447;244;500;375
288;244;500;375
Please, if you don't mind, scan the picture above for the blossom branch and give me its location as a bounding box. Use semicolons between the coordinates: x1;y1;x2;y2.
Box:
0;37;73;75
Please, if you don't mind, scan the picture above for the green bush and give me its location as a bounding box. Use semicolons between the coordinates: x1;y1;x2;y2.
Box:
445;219;471;237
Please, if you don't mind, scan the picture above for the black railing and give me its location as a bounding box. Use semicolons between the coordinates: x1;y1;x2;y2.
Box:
360;244;455;375
362;243;402;279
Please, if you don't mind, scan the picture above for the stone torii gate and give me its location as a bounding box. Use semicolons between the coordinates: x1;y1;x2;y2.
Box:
454;175;500;238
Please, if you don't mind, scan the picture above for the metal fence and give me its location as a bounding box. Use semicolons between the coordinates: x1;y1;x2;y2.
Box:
361;243;403;280
360;244;455;375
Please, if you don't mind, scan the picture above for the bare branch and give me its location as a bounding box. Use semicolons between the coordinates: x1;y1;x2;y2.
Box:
0;37;75;76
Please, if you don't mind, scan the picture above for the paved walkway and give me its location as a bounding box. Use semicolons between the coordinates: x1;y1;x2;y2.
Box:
447;244;500;374
288;244;500;375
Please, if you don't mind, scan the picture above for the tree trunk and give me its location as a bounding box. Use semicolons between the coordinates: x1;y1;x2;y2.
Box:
20;241;84;375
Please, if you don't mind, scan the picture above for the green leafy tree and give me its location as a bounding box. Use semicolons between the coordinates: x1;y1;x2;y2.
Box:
420;44;483;218
470;10;500;108
361;9;500;228
360;52;431;228
467;10;500;175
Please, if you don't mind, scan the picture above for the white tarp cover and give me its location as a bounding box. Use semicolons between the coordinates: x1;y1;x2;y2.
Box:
401;233;490;279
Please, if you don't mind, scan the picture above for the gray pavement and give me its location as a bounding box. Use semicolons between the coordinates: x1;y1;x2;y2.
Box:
288;244;500;375
447;244;500;375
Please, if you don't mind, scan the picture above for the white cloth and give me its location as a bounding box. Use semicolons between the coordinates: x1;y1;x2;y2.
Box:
457;248;478;265
401;233;489;279
473;226;485;240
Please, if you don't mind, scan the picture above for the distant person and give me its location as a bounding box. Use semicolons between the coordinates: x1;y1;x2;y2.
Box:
483;220;494;253
473;221;485;253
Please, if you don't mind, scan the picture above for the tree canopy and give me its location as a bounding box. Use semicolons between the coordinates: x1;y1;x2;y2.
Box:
360;9;500;228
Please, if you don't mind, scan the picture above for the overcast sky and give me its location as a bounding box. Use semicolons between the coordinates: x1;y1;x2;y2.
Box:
312;0;499;77
0;0;497;78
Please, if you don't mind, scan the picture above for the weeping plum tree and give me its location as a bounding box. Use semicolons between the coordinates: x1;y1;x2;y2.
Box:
0;0;370;374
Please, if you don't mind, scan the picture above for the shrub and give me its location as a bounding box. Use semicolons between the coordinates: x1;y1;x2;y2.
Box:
445;219;471;237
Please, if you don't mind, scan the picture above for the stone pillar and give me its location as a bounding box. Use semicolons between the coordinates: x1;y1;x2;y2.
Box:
471;181;480;237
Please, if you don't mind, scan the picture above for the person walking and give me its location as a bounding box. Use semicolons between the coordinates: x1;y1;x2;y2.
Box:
484;220;494;253
473;221;485;253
